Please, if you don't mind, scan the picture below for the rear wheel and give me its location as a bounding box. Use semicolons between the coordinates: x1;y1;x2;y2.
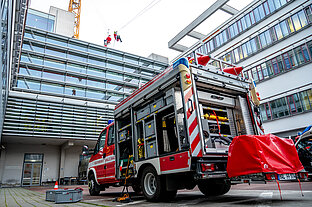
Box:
88;174;100;196
198;179;231;196
141;166;163;201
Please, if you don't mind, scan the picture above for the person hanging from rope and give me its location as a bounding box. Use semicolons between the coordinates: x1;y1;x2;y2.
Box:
117;34;122;42
104;35;112;47
114;31;118;41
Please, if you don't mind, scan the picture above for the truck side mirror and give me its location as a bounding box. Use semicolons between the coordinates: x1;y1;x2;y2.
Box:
82;145;94;156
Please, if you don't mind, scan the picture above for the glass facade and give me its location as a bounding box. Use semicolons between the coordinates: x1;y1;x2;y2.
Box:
197;0;292;56
15;24;168;104
260;89;312;122
1;0;27;141
244;40;312;82
218;4;312;64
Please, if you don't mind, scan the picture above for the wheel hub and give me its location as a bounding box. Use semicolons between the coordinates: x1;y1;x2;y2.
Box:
144;172;156;196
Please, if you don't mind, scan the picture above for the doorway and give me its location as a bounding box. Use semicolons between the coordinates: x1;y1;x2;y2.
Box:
22;154;43;186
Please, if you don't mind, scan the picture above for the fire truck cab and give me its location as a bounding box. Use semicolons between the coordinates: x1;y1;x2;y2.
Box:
87;57;263;201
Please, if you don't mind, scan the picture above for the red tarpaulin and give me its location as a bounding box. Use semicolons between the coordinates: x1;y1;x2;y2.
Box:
227;134;304;178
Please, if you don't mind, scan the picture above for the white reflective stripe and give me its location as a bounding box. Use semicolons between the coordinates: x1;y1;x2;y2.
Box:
89;159;104;168
187;107;197;125
189;124;199;143
192;142;201;156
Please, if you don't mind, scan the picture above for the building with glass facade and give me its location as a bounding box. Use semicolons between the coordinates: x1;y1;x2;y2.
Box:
0;0;28;185
173;0;312;138
0;7;168;186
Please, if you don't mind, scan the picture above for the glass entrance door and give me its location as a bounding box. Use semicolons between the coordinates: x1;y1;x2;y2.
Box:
22;154;43;186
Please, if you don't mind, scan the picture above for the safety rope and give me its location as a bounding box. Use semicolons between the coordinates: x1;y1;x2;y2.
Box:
212;110;222;136
297;178;304;197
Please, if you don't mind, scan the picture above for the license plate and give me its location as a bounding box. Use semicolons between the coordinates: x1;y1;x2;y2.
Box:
278;173;296;180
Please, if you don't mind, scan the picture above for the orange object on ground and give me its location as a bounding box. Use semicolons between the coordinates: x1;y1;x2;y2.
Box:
54;181;59;190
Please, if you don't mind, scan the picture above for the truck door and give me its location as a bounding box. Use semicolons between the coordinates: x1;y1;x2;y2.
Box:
92;129;107;181
103;124;116;182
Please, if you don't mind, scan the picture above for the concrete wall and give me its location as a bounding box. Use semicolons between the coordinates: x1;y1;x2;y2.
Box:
0;143;60;185
64;145;81;178
49;6;75;37
0;142;83;185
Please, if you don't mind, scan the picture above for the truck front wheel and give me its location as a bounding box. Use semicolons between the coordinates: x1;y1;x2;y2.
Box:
141;166;162;201
198;179;231;196
88;174;100;196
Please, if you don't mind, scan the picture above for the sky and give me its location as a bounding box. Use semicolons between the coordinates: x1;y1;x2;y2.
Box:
29;0;253;62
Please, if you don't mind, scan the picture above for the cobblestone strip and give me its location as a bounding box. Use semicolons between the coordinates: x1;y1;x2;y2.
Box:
17;188;53;207
7;189;22;207
11;188;37;207
0;188;8;207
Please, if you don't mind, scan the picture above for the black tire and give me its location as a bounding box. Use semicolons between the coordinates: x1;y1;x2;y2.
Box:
88;174;100;196
132;183;142;195
161;189;177;201
198;179;231;197
141;166;163;201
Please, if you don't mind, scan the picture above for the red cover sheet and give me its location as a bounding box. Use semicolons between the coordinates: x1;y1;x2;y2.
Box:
227;134;304;178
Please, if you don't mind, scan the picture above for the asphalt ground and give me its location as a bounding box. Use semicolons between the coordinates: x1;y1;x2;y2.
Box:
1;181;311;207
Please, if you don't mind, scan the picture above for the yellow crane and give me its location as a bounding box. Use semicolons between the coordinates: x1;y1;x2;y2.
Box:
68;0;81;39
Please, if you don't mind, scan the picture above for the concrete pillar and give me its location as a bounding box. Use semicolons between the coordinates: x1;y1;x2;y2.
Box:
0;148;6;185
58;140;74;182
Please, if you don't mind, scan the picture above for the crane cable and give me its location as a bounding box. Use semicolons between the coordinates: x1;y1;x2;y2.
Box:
119;0;162;31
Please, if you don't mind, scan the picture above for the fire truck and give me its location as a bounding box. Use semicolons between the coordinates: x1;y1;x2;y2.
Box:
86;57;264;201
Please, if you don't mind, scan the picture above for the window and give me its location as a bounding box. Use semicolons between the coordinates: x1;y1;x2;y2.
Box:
276;56;285;73
294;47;305;65
301;45;311;62
287;94;303;114
267;0;276;13
46;36;67;47
282;53;292;70
305;6;312;23
250;11;256;24
241;43;248;58
299;90;311;111
269;28;277;42
44;58;65;69
259;32;268;48
17;78;40;90
250;38;257;53
245;41;252;55
264;30;272;45
64;85;85;97
19;66;42;77
87;67;105;77
274;0;282;10
106;71;123;81
265;60;274;77
233;22;239;36
233;48;240;63
86;89;105;100
66;74;86;85
274;24;283;40
261;63;269;79
270;97;289;119
263;1;270;15
89;47;106;57
287;17;295;33
41;82;64;94
256;66;263;80
260;104;268;121
271;58;279;74
107;125;115;146
89;57;105;66
251;68;259;82
42;70;65;81
292;13;302;31
69;41;87;52
258;4;265;20
255;36;261;51
245;14;251;28
279;20;289;37
241;17;247;31
297;10;308;28
98;129;107;152
45;47;65;58
253;7;261;22
67;63;86;74
307;41;312;58
67;52;87;63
